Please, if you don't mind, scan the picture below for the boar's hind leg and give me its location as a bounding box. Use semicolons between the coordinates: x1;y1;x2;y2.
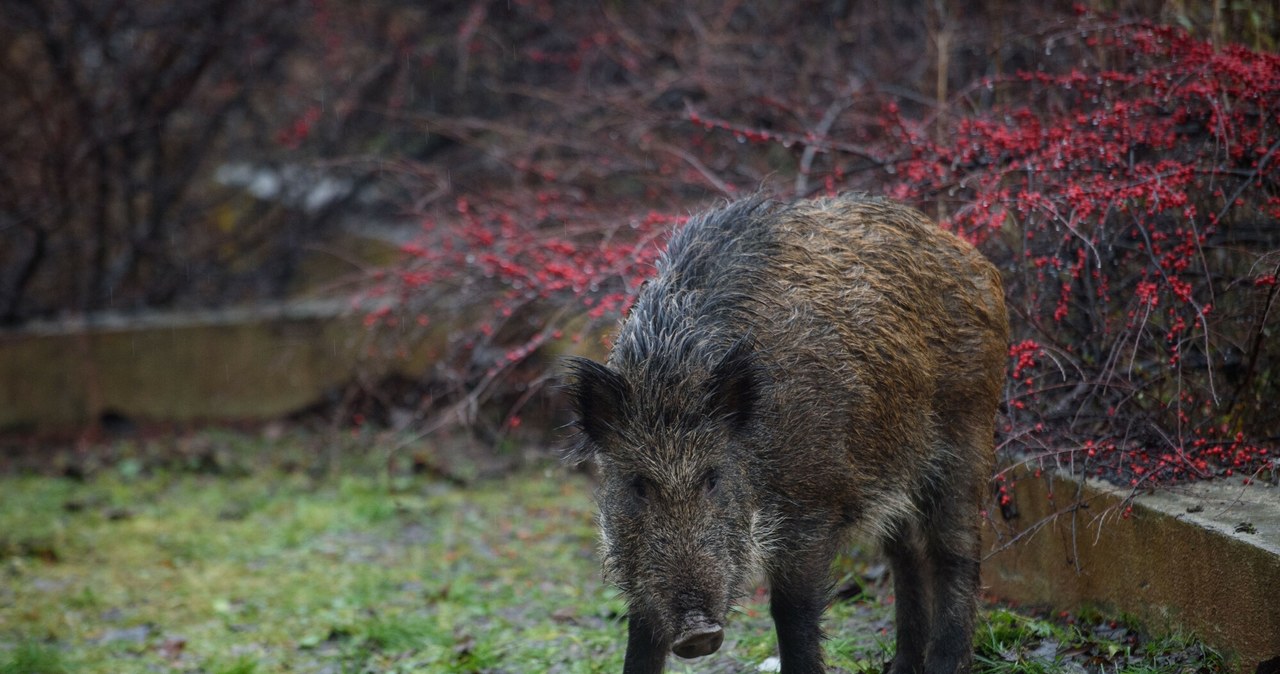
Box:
623;611;667;674
769;551;832;674
922;508;981;674
883;523;932;674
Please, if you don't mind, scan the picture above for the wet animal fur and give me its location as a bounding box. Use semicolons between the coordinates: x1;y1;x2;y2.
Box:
566;194;1009;674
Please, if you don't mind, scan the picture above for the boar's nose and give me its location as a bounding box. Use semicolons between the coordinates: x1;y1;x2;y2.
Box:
671;622;724;659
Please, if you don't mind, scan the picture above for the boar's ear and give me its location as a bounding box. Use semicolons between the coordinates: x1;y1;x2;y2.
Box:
706;339;758;432
562;357;631;463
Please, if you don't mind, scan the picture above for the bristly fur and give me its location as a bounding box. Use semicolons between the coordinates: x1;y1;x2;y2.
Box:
562;193;1009;674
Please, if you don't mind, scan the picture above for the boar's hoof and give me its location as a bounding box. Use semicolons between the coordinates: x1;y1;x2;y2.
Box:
672;623;724;659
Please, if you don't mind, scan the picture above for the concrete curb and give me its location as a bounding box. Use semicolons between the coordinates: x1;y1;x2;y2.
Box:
0;299;594;433
983;465;1280;673
0;301;396;431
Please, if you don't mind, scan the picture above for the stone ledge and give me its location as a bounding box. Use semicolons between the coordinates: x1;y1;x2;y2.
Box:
0;301;433;432
983;466;1280;673
0;295;597;434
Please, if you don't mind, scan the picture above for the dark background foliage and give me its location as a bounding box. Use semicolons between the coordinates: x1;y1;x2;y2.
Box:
1;0;1276;485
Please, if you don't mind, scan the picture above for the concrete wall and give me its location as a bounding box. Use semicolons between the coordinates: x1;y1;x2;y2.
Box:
983;468;1280;673
0;302;387;431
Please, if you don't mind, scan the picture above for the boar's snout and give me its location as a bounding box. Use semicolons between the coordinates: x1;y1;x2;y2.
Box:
671;617;724;659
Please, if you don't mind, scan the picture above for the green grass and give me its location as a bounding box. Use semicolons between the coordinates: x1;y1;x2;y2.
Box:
0;431;641;673
0;431;1229;673
1;640;70;674
971;607;1227;674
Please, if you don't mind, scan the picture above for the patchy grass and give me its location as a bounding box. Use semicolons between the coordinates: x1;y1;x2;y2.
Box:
972;607;1226;674
0;640;70;674
0;430;1228;673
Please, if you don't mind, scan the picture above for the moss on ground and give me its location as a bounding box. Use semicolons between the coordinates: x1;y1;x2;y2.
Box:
0;431;1228;673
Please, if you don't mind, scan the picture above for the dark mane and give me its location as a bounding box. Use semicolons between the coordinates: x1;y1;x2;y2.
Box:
611;196;779;374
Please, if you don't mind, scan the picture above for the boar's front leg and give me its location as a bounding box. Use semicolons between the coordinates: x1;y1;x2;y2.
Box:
922;513;981;674
769;551;832;674
623;611;668;674
884;523;932;674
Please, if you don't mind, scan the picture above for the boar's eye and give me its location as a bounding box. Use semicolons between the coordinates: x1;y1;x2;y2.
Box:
629;475;651;502
701;468;720;497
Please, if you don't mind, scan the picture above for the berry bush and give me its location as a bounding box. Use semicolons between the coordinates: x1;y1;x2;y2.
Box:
866;22;1280;486
367;4;1277;486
